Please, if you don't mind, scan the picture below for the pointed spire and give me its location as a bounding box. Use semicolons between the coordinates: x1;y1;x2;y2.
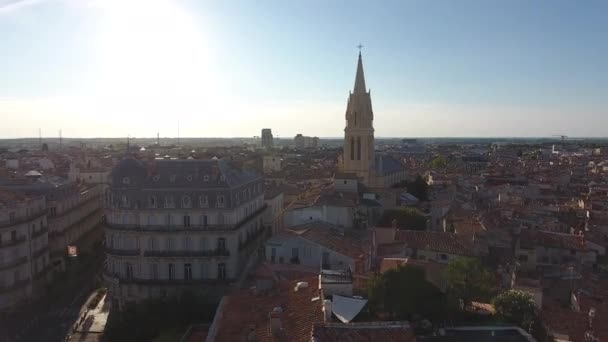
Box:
353;51;367;94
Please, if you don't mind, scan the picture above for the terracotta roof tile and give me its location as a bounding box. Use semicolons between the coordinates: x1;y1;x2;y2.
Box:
312;321;415;342
214;276;323;342
393;230;474;256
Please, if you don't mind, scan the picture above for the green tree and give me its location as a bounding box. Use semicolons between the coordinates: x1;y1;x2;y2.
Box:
368;266;447;320
430;156;447;169
378;208;427;231
407;175;429;201
444;257;494;308
494;290;536;329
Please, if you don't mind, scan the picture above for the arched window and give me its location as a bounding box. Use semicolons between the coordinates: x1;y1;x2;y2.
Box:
350;137;355;160
357;137;362;160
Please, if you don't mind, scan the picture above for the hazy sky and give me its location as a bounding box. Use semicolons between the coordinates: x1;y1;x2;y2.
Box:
0;0;607;138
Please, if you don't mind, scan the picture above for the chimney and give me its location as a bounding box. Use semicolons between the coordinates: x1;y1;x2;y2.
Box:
246;324;257;341
392;219;398;241
269;310;282;335
322;299;332;323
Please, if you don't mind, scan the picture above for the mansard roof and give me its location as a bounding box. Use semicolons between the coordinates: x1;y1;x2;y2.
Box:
111;157;261;189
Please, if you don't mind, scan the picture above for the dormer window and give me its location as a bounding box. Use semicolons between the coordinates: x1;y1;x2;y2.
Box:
153;175;160;182
186;175;193;182
121;195;129;208
182;195;191;208
203;175;209;182
199;195;209;208
164;196;175;208
216;195;225;208
122;177;130;185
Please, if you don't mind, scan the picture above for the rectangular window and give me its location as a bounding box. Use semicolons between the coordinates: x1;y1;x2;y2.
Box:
11;231;17;241
183;215;190;227
271;247;276;263
125;263;133;279
291;248;300;264
168;263;175;280
201;215;208;227
200;263;207;279
200;237;208;251
217;263;226;280
148;196;157;208
184;263;192;280
9;212;15;223
150;263;158;280
217;237;226;252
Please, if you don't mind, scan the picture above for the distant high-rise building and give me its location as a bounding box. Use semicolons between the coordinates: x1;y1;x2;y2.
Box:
261;129;273;149
294;134;318;149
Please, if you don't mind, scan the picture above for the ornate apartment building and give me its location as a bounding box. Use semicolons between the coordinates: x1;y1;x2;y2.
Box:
0;192;50;310
103;158;268;306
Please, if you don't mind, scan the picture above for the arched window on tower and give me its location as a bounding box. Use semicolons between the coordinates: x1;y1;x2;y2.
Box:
357;137;362;160
354;112;357;127
350;137;355;160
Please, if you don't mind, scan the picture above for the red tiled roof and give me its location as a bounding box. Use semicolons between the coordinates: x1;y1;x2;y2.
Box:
312;322;415;342
279;222;370;261
214;276;323;342
393;230;474;256
519;229;587;251
541;275;608;341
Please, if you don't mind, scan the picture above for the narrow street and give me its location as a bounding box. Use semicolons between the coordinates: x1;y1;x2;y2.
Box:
0;231;104;342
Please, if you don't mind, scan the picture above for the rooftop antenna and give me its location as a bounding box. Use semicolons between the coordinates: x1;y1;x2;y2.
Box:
157;132;160;146
59;129;62;150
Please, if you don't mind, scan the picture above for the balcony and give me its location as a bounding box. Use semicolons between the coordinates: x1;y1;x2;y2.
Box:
0;235;27;248
31;226;49;239
143;249;230;258
33;246;49;259
105;205;268;233
0;256;29;271
238;225;270;251
106;248;140;257
0;210;46;229
0;278;31;294
103;270;231;285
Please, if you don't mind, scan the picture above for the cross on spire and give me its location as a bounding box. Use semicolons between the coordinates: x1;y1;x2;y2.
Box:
357;44;364;54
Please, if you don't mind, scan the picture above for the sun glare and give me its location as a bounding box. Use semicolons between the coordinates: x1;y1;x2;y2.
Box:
91;0;219;120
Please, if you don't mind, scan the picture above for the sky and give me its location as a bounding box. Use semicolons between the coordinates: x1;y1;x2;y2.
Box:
0;0;607;139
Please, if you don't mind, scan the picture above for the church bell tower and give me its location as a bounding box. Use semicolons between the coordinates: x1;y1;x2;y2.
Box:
341;50;375;184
